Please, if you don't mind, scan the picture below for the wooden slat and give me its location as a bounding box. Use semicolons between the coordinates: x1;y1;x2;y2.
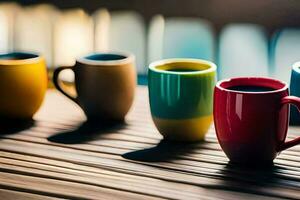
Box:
0;139;299;199
0;87;300;199
0;171;157;200
0;188;62;200
0;153;284;200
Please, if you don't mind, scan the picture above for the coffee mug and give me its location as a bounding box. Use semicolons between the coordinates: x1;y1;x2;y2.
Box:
148;58;217;141
290;62;300;125
214;77;300;164
0;52;47;119
53;53;136;120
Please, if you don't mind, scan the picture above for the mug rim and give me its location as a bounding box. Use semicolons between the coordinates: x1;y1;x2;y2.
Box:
292;62;300;73
148;58;217;75
216;76;288;94
0;52;42;65
77;52;135;66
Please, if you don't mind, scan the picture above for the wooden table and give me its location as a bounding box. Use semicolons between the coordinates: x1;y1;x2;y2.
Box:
1;86;300;199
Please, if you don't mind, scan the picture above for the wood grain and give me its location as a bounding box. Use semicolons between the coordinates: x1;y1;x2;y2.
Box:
0;188;62;200
0;87;300;199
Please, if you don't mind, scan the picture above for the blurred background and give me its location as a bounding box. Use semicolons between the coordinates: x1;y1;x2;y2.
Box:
1;0;300;85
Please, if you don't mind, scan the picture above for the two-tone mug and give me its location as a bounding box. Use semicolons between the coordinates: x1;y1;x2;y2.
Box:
148;58;217;141
0;52;47;119
214;77;300;164
53;52;136;121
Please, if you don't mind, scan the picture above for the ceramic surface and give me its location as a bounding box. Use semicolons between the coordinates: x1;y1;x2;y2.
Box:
0;52;47;119
53;52;136;120
214;77;300;164
148;58;217;141
290;62;300;125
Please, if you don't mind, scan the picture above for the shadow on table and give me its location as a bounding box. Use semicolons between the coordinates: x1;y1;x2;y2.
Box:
217;162;295;188
48;119;126;144
0;118;35;136
122;140;200;162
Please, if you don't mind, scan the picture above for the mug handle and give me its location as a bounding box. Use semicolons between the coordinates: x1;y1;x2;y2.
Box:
53;66;77;103
278;96;300;151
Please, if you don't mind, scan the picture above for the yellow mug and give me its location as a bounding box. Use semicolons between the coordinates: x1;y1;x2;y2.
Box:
0;52;48;119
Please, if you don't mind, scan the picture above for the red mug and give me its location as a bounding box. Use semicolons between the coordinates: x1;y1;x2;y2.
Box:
214;77;300;165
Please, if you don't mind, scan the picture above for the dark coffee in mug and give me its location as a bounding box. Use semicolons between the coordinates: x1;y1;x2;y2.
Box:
0;52;38;60
166;69;201;72
227;85;275;92
85;54;126;61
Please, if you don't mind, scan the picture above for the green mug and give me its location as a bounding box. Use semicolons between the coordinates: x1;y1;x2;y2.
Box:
148;58;217;141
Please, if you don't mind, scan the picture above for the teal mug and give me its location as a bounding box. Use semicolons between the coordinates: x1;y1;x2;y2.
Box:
148;58;217;141
290;62;300;125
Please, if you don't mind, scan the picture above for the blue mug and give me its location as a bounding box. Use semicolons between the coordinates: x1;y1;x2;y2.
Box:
290;62;300;125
